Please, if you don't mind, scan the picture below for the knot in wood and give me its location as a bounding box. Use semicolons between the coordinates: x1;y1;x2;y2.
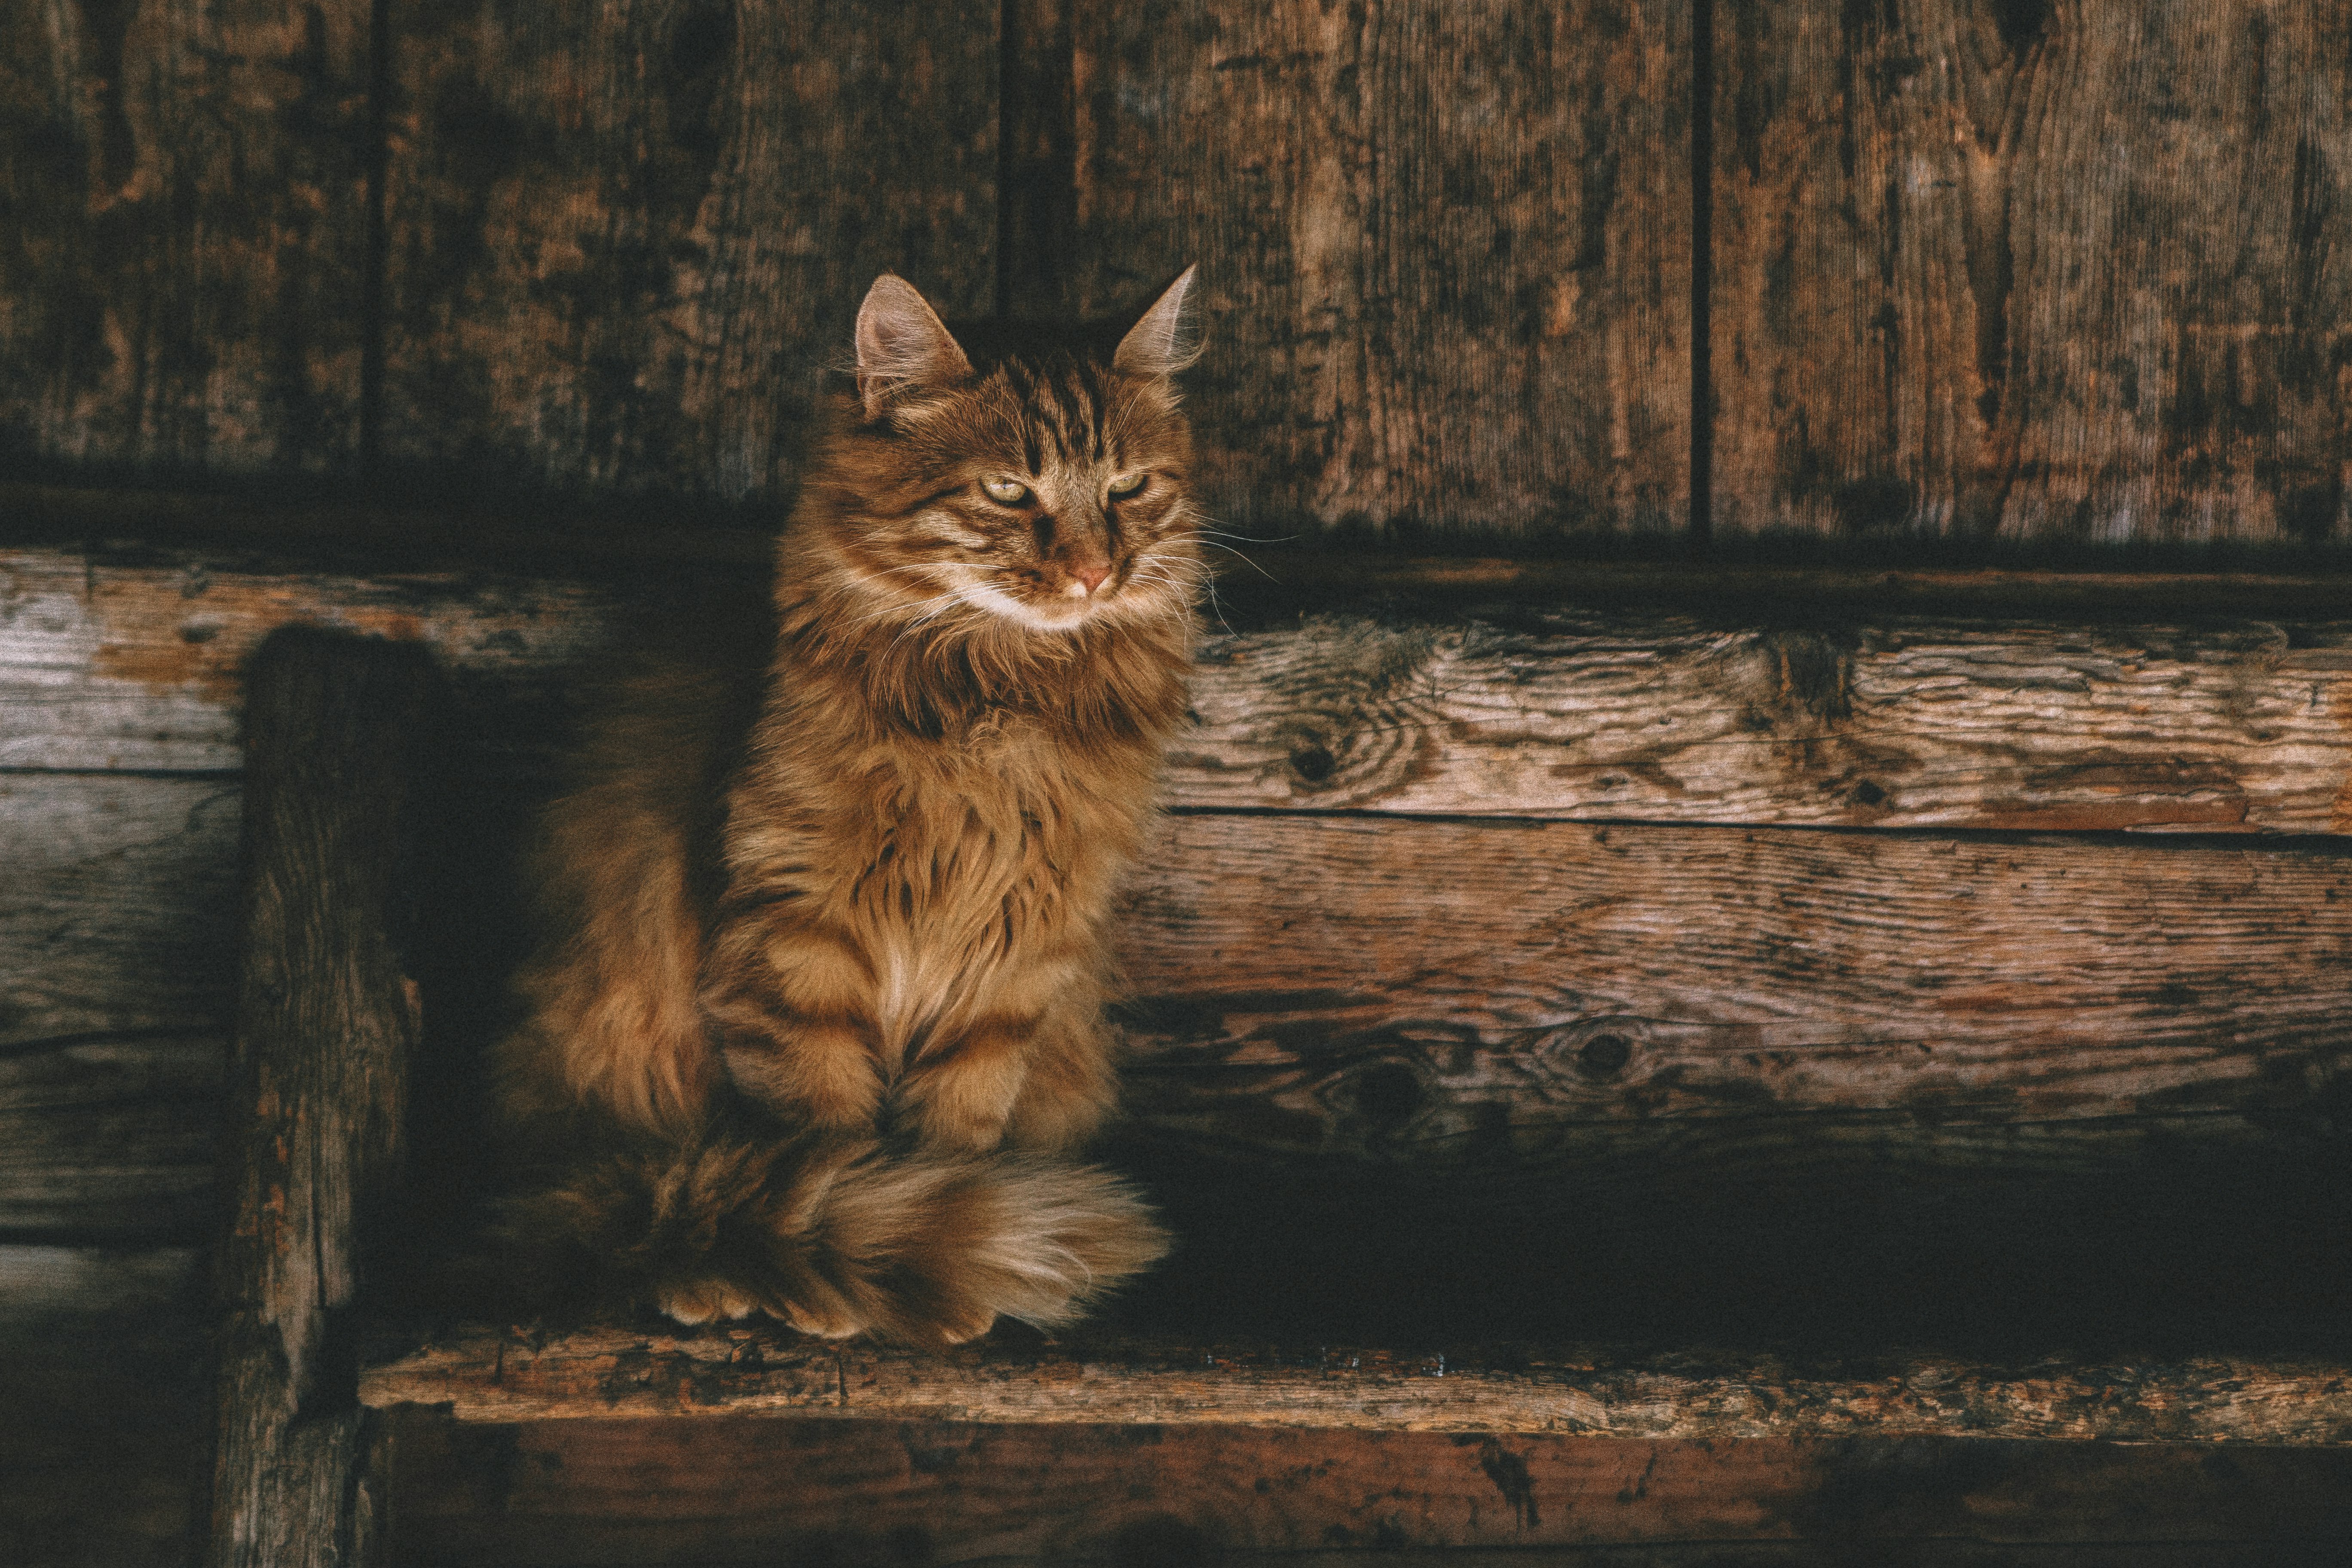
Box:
1740;628;1857;732
1575;1033;1632;1078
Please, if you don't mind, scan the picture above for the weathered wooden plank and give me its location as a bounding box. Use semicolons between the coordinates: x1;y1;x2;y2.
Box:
356;1541;2352;1568
10;778;2352;1238
0;1036;221;1235
379;0;998;499
203;630;436;1568
0;773;238;1044
1115;815;2352;1170
360;1323;2352;1443
1064;0;1691;534
1179;610;2352;831
0;1244;196;1323
378;1409;2352;1562
0;546;613;772
1713;0;2352;544
0;768;231;1234
12;543;2351;832
0;0;374;475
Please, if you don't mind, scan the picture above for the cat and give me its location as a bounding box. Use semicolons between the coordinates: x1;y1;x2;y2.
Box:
488;269;1205;1346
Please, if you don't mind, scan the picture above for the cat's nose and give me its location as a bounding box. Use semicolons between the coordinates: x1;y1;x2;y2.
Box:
1071;560;1112;596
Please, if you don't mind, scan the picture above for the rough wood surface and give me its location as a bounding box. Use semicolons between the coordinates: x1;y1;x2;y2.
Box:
10;778;2352;1237
377;1409;2352;1564
1115;814;2352;1171
0;1032;222;1236
379;0;998;499
1;772;237;1043
359;1323;2352;1443
0;545;612;773
0;0;374;474
202;630;436;1568
1713;0;2352;544
0;772;233;1235
10;542;2351;831
1064;0;1691;534
1179;610;2352;831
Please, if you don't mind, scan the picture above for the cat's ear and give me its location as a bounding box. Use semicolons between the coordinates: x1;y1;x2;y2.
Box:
854;274;974;419
1112;266;1202;379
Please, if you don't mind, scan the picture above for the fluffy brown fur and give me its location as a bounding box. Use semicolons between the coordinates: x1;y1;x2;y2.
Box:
491;270;1204;1344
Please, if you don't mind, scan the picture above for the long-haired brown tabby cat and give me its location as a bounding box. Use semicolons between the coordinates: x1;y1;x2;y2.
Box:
490;270;1204;1345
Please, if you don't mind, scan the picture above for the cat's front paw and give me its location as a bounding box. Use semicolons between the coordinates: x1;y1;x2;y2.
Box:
655;1277;763;1327
656;1278;888;1340
779;1299;876;1340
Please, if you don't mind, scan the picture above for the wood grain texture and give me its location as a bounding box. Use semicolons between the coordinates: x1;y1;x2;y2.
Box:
0;773;238;1044
1179;609;2352;831
1713;0;2352;544
14;543;2351;832
377;1409;2352;1563
203;630;435;1568
0;772;232;1235
359;1323;2352;1443
1114;814;2352;1171
379;0;998;499
0;0;374;475
0;545;614;772
1064;0;1691;535
0;1033;222;1235
9;759;2352;1237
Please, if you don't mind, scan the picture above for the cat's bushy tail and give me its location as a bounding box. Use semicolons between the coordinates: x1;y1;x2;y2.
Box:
499;1125;1169;1347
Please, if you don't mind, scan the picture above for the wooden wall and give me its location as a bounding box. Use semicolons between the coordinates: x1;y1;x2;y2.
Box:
8;0;2350;541
9;0;2352;1561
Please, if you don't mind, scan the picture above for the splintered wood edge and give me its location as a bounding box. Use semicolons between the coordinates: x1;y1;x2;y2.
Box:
356;1326;2352;1444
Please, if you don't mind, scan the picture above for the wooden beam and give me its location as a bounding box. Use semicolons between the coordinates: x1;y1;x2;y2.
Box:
11;780;2352;1236
1114;815;2352;1169
12;484;2352;600
377;1409;2352;1561
0;548;615;774
359;1323;2352;1443
9;541;2351;830
1179;610;2352;831
202;630;438;1568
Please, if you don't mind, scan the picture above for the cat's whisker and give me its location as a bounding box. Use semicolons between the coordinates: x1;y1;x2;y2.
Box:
1194;538;1278;580
1191;525;1298;545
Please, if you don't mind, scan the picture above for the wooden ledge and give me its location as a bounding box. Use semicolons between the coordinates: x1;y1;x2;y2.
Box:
11;481;2352;616
358;1323;2352;1444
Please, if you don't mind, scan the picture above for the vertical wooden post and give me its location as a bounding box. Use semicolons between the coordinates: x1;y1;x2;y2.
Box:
202;628;440;1568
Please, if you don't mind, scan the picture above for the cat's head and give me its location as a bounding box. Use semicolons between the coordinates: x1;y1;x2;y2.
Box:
800;270;1204;635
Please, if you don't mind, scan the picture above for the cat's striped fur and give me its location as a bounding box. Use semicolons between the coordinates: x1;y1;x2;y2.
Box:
492;271;1203;1344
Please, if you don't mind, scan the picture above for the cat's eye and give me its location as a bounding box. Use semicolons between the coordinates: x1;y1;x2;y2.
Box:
981;477;1031;505
1107;472;1147;498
